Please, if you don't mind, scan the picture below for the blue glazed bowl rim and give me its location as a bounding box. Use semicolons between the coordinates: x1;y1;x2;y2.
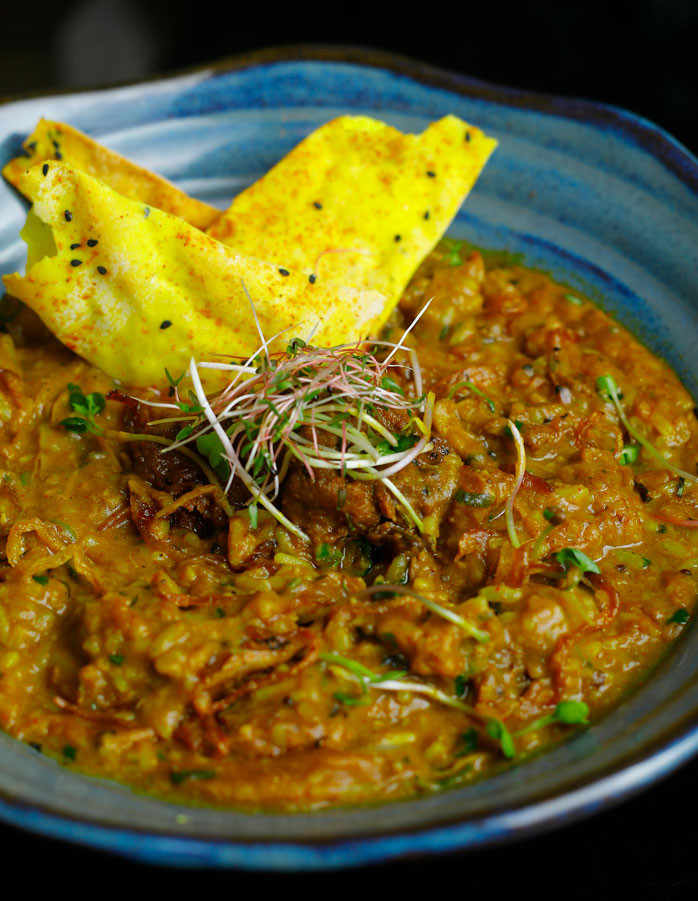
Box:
0;44;697;870
182;44;698;190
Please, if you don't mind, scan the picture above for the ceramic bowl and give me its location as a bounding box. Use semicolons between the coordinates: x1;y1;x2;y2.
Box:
0;46;697;870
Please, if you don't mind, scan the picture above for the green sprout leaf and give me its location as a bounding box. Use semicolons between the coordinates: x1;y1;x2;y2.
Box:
455;489;495;507
514;700;590;736
169;768;217;785
60;383;106;435
667;608;690;625
485;719;516;759
620;444;639;465
597;373;697;484
376;433;419;456
455;728;478;756
447;380;496;413
552;700;590;725
503;420;525;440
60;416;89;433
321;651;404;706
381;375;404;396
554;547;601;575
165;367;185;389
333;692;371;707
196;431;225;468
444;237;464;266
454;674;470;697
286;337;307;357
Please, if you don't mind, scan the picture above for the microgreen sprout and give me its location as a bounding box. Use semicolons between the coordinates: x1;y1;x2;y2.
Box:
514;700;590;736
447;380;496;413
165;367;185;394
141;317;435;540
319;651;408;704
319;650;515;758
456;728;478;756
485;719;516;759
504;419;526;548
597;374;697;483
359;583;491;643
443;237;464;266
60;383;105;435
531;517;557;561
169;769;217;785
454;674;471;697
554;547;601;575
454;489;494;507
667;608;690;625
619;444;639;465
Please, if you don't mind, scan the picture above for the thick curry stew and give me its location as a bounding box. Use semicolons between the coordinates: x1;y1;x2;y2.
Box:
0;241;695;810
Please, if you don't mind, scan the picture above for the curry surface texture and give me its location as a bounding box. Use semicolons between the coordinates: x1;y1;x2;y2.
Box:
0;241;695;810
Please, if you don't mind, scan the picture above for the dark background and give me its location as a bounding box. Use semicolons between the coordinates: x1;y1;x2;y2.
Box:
1;0;697;156
1;0;697;893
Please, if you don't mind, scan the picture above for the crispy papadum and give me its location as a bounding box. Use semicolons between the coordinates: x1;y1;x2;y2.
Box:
3;119;220;229
3;115;495;386
3;162;385;386
207;115;497;333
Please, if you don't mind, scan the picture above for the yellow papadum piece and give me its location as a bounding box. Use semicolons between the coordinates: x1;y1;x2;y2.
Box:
3;162;385;386
208;114;497;333
3;119;220;230
4;115;496;387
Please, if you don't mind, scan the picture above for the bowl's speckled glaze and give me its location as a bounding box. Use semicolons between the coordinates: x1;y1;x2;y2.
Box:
0;46;697;870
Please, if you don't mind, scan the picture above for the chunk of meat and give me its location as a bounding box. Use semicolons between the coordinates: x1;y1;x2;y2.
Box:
280;436;461;545
111;392;229;537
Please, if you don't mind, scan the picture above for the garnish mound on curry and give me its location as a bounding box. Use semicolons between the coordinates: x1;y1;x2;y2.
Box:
0;240;695;811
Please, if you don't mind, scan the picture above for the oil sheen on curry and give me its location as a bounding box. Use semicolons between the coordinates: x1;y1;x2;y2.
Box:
0;240;696;811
